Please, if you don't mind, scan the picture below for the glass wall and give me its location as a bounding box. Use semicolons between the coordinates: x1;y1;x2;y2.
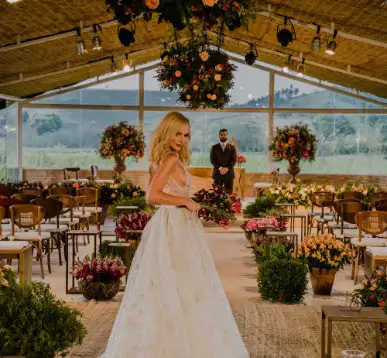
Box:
0;103;18;180
22;108;139;169
144;111;269;172
273;113;387;175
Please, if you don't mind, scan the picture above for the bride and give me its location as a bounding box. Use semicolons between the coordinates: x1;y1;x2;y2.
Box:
101;112;249;357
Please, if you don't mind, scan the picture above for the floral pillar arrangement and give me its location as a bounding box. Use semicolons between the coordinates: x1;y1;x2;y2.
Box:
269;123;317;183
99;121;145;179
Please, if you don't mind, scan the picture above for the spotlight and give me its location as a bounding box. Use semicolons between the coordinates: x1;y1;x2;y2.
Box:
244;45;258;66
311;25;321;51
110;57;118;73
76;29;87;55
92;24;102;51
123;53;132;72
325;30;338;55
277;17;296;47
7;0;21;2
296;59;306;77
282;55;292;73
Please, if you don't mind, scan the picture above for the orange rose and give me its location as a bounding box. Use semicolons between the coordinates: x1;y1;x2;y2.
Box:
214;74;222;81
133;191;138;197
145;0;159;9
193;85;199;91
199;51;209;62
202;0;219;6
175;70;182;77
186;94;191;100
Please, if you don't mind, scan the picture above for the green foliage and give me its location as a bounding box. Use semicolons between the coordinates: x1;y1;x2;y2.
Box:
32;114;62;136
0;281;86;357
108;195;157;218
258;258;308;303
254;243;291;263
243;195;276;218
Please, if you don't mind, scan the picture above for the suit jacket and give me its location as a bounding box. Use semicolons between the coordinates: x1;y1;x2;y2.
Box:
210;143;237;178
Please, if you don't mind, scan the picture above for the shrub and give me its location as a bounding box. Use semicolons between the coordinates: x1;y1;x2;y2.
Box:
254;243;291;263
243;195;276;218
258;258;308;303
0;281;86;358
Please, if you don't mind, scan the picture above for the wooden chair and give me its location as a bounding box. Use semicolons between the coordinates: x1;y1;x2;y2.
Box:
11;193;38;203
368;192;387;209
0;185;17;198
375;200;387;211
328;198;361;234
336;191;364;201
76;188;102;229
49;186;73;196
47;195;79;229
0;197;24;220
352;211;387;284
63;167;80;180
20;188;42;197
308;191;335;235
10;204;51;279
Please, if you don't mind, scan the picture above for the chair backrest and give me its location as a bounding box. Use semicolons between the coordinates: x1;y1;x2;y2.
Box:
311;191;335;208
0;198;25;218
355;211;387;238
77;187;99;207
375;200;387;211
11;193;38;203
336;191;364;201
334;198;361;224
341;201;368;225
31;198;63;221
10;204;42;234
48;194;76;219
0;184;17;198
20;188;42;197
49;186;73;196
63;167;80;180
73;195;86;214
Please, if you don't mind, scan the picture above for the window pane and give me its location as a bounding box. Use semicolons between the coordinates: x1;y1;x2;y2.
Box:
35;74;139;106
274;75;383;109
144;111;268;172
0;103;18;180
273;113;387;174
22;109;139;169
144;61;269;109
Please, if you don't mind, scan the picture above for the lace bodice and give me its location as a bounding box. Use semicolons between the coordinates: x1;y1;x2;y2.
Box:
149;160;191;198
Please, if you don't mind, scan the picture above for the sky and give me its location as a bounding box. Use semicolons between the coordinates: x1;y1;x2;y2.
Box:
92;59;323;104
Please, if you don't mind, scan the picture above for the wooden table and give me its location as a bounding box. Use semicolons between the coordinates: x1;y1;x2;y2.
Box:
0;241;32;283
321;305;387;358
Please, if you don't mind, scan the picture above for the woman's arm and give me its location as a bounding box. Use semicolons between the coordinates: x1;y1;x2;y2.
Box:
146;154;193;208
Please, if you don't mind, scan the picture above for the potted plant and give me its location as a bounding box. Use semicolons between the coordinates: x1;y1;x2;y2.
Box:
244;217;281;239
248;234;294;263
269;123;317;183
297;234;352;295
0;265;86;358
115;212;152;246
73;255;128;300
243;195;276;218
258;257;308;303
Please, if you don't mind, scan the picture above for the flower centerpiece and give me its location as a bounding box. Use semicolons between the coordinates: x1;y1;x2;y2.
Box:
297;234;352;295
269;123;318;183
72;256;128;300
115;212;152;241
268;183;309;208
245;217;281;236
192;185;240;227
157;40;237;110
236;154;246;167
99;121;145;175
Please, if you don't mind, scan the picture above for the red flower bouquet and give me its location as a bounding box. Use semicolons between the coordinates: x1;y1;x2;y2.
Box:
192;185;240;227
72;256;127;284
236;154;246;164
115;212;152;239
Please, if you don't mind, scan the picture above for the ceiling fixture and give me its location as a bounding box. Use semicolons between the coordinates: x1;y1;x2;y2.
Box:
311;25;321;51
297;58;306;77
326;29;338;55
110;57;119;73
282;55;292;73
244;44;258;65
7;0;22;3
92;24;102;51
277;17;296;47
123;53;132;72
76;28;87;55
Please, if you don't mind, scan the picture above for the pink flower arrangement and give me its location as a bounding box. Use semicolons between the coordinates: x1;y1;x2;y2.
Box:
72;256;127;284
245;217;281;232
115;212;152;239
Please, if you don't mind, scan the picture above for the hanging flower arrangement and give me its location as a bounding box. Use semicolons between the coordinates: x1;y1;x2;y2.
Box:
156;41;237;109
99;121;146;160
269;123;318;163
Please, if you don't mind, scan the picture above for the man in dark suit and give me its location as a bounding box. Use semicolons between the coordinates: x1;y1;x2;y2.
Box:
210;128;237;193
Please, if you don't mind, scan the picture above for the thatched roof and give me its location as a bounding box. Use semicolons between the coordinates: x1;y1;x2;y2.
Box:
0;0;387;100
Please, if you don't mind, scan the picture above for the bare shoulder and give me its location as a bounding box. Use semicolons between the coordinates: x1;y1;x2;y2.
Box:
160;153;179;168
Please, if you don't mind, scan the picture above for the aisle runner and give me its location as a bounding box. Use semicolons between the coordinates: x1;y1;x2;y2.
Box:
65;299;382;358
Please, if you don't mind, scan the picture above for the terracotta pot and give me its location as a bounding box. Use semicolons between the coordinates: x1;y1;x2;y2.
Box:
79;281;120;301
310;268;337;295
287;160;300;184
113;156;126;175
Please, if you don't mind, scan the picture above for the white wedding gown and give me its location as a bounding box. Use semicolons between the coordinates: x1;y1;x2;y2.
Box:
101;162;249;357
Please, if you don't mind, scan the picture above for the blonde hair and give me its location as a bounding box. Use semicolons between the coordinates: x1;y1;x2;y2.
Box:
149;112;190;166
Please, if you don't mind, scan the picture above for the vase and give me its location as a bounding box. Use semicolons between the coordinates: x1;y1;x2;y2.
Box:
341;350;365;358
113;156;126;175
287;160;300;184
79;281;120;301
310;268;337;295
